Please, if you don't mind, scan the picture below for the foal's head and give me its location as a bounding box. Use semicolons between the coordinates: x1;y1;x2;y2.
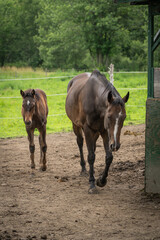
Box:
20;89;36;127
104;91;129;152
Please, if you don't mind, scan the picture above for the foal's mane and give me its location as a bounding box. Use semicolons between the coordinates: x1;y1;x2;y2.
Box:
23;89;40;101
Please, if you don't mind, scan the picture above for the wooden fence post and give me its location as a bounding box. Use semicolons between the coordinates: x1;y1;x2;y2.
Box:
108;63;114;85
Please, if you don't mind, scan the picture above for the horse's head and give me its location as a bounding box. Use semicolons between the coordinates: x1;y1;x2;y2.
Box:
104;91;129;152
20;89;36;127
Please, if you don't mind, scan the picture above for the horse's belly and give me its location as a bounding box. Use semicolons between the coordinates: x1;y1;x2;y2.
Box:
66;101;85;128
68;110;85;128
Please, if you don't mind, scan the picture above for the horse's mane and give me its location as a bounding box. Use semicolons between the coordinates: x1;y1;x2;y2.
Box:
90;70;114;92
23;89;40;101
90;70;124;106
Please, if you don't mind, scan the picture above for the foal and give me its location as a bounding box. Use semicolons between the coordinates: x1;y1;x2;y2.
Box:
20;89;48;171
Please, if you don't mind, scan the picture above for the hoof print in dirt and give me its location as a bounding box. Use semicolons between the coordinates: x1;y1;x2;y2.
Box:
41;235;47;239
80;170;88;177
88;186;98;194
30;171;35;177
59;176;69;182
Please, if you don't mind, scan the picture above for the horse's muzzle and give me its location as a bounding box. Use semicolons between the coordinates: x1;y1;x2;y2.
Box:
110;143;120;152
25;120;32;126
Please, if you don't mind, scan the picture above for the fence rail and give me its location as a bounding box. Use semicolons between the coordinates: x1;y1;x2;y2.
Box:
0;71;147;82
0;93;67;99
0;113;66;120
0;75;75;82
0;88;147;99
0;73;146;131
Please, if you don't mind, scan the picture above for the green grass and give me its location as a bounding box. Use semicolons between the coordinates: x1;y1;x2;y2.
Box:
0;67;147;138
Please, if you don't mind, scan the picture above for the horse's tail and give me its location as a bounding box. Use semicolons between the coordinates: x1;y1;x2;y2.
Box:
67;79;73;92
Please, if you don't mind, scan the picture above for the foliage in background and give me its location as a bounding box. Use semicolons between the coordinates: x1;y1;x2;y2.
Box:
35;0;148;71
0;67;147;138
0;0;40;67
0;0;150;71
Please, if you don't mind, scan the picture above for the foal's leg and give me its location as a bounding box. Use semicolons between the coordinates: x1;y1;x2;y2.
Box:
73;123;86;175
83;124;99;193
26;128;35;169
97;131;113;187
39;135;42;164
39;125;47;171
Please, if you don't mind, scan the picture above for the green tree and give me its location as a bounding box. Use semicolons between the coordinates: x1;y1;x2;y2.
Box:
35;0;91;70
0;0;18;66
16;0;41;67
36;0;148;71
0;0;40;67
0;0;148;70
116;4;148;71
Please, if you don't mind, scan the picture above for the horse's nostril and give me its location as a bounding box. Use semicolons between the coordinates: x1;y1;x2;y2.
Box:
25;120;31;126
116;144;120;151
110;143;121;151
110;144;114;151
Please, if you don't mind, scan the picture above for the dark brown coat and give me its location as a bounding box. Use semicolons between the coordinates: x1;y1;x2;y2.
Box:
20;89;48;171
65;70;129;193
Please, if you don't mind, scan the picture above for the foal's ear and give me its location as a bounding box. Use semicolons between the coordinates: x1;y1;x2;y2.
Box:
31;89;35;97
108;91;113;103
20;90;25;98
122;92;129;103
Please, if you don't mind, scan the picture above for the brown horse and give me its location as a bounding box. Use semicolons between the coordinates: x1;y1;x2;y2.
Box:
65;70;129;193
20;89;48;171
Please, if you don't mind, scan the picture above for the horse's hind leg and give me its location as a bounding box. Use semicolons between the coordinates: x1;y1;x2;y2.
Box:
27;128;35;169
73;124;87;175
39;126;47;171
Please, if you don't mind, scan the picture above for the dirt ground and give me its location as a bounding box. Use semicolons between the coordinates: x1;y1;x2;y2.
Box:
0;124;160;240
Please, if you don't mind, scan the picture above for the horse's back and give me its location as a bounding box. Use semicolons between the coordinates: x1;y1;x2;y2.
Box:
35;89;48;117
66;72;91;108
35;89;47;99
66;73;91;126
67;73;91;92
65;70;117;128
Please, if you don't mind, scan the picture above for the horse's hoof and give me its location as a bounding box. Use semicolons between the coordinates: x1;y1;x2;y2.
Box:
88;186;98;194
80;170;88;177
96;177;107;187
31;164;35;169
40;165;47;171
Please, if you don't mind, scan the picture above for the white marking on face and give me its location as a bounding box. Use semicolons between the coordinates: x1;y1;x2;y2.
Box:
27;100;30;106
114;111;122;145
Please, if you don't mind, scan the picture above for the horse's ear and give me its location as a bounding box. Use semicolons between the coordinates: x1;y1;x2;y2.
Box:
20;90;25;98
108;91;113;103
123;92;129;103
31;89;35;97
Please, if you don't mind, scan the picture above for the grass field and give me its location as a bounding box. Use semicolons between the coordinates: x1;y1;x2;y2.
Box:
0;67;147;138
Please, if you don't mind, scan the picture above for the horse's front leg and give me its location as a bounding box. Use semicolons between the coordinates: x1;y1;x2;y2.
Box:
84;124;98;194
39;125;47;171
26;128;35;169
97;131;113;187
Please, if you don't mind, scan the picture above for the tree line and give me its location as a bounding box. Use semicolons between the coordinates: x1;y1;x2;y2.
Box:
0;0;151;71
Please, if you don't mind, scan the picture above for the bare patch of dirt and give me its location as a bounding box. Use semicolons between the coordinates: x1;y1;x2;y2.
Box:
0;124;160;240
